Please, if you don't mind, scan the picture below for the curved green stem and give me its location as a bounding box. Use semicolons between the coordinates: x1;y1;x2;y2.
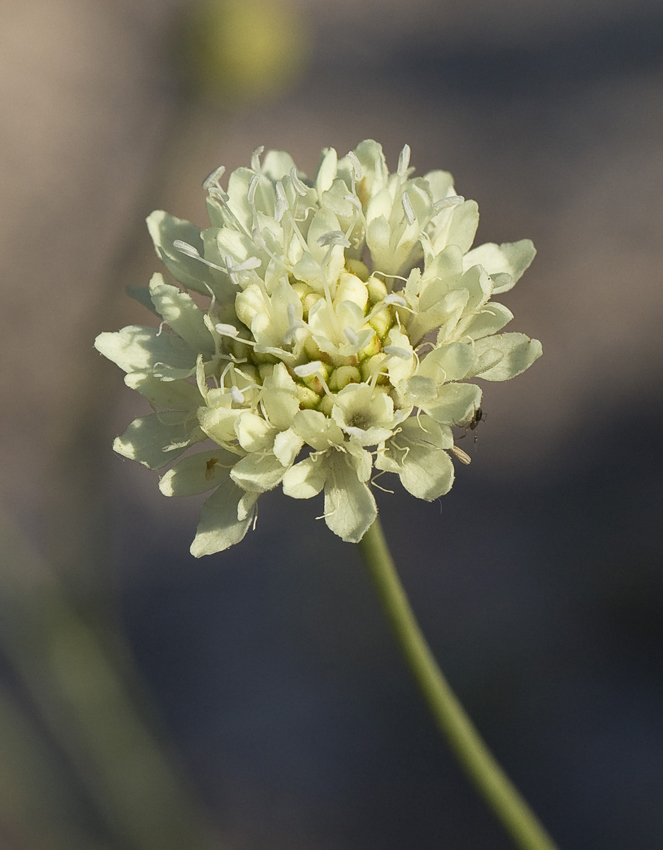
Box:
358;517;559;850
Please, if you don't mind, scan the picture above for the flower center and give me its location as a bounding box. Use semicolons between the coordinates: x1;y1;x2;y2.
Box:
347;411;371;430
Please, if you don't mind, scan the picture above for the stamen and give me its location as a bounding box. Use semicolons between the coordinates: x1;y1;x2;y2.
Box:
250;146;264;172
173;240;227;272
230;386;244;404
346;151;363;180
450;445;472;465
251;227;292;272
247;174;260;206
364;293;410;326
371;471;395;495
208;186;229;203
433;195;464;212
215;323;240;338
384;293;407;307
219;360;235;385
397;144;411;176
274;180;288;222
372;270;410;282
402;192;416;225
203;165;226;192
344;193;362;208
283;303;307;345
226;256;261;273
173;240;202;259
419;231;433;254
290;167;308;197
294;361;323;377
214;323;257;348
317;231;351;248
343;327;359;345
383;345;412;359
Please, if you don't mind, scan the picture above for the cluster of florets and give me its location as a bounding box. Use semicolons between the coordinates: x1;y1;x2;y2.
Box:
95;140;541;556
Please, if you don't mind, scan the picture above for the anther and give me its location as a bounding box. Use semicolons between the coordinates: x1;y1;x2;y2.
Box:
230;386;244;404
433;195;464;212
226;256;261;273
317;231;351;248
344;193;362;208
283;303;307;345
215;324;257;348
346;151;363;180
397;144;411;176
290;167;308;197
173;240;202;259
294;361;323;377
250;146;264;172
247;174;260;206
450;445;472;465
173;240;226;272
402;192;416;225
203;165;226;192
215;323;240;338
274;181;288;222
383;345;412;359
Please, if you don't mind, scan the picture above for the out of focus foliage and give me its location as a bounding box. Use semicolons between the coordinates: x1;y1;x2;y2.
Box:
184;0;310;102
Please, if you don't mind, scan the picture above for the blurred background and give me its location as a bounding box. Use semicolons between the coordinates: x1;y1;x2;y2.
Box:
1;0;663;847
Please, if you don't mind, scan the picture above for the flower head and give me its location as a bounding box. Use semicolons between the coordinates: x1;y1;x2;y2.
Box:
96;140;541;556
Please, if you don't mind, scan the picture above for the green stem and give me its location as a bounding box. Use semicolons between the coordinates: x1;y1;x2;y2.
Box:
0;510;214;850
357;517;559;850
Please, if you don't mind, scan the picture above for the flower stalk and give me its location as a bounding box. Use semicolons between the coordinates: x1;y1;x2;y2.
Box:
358;516;559;850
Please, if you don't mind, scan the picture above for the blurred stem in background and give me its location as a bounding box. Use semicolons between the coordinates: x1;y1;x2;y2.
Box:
0;508;216;850
0;681;103;850
4;1;310;847
359;517;560;850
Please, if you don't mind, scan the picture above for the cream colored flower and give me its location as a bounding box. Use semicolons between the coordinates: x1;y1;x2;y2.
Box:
95;141;542;555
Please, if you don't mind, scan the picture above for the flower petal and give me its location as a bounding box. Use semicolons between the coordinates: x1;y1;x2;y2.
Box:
282;454;328;499
423;382;482;426
273;428;304;467
230;453;287;493
146;211;217;296
124;373;202;410
95;326;196;377
377;415;455;500
148;274;215;354
462;239;536;294
261;363;301;430
417;342;474;384
323;452;376;543
292;410;345;450
190;479;257;557
315;147;338;195
472;333;543;381
197;403;243;446
159;449;237;496
397;442;454;501
235;411;275;452
262;150;298;182
114;412;204;470
462;303;514;340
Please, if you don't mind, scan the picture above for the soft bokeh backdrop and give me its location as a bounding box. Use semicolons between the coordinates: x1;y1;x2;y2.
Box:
1;1;663;848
